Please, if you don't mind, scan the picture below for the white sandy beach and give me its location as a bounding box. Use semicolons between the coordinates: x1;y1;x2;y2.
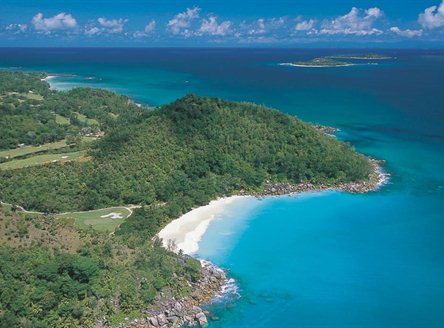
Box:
279;62;355;68
42;75;57;89
158;196;252;255
42;75;57;82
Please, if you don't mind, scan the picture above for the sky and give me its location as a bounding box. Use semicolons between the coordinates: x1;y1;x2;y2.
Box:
0;0;444;47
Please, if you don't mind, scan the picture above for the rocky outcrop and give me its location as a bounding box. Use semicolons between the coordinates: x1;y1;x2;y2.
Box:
240;159;388;197
106;261;227;328
313;124;340;135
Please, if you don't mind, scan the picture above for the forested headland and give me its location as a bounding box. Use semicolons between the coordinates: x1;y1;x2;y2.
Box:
0;71;374;327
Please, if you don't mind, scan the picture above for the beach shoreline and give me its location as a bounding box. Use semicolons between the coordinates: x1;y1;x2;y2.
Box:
41;75;57;89
152;159;389;326
158;159;389;256
158;195;253;255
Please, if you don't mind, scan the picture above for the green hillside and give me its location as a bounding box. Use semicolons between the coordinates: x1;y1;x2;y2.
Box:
0;94;371;218
0;207;200;327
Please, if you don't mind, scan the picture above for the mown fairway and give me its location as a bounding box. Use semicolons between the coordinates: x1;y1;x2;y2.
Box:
0;150;87;170
0;140;70;159
55;207;133;232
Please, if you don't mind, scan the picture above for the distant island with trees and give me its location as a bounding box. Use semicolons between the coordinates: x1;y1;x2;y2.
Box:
281;53;392;67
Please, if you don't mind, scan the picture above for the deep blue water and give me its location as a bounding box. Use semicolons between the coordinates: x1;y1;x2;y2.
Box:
1;48;443;327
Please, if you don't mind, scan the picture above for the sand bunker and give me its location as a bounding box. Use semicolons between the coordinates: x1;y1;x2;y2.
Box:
101;212;124;219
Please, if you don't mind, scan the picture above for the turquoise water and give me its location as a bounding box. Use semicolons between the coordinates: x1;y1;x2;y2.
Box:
1;48;443;327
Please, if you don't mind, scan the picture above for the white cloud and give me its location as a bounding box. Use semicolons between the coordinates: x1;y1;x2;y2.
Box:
418;0;444;29
320;7;384;36
5;23;28;34
143;20;156;34
167;7;200;36
234;17;286;43
390;26;423;37
98;17;128;33
84;17;128;36
166;8;232;38
247;18;267;35
198;16;231;36
32;12;77;33
242;17;285;35
133;20;156;38
366;7;383;18
295;19;316;32
84;26;101;36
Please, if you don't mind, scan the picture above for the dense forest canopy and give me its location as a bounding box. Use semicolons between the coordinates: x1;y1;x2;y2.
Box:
0;72;142;149
0;208;200;327
0;93;371;213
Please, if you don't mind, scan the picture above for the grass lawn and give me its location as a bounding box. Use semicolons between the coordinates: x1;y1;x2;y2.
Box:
0;150;88;170
75;112;99;126
24;92;44;101
2;91;44;101
55;207;132;232
54;113;70;125
0;137;96;160
0;140;69;159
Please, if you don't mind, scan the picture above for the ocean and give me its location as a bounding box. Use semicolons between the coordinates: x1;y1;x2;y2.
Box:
1;48;443;327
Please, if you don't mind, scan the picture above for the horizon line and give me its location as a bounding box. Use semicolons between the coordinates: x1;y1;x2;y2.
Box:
1;46;444;50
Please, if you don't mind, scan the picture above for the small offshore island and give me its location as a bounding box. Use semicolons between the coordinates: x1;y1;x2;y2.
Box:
281;57;353;67
281;53;392;68
0;71;386;328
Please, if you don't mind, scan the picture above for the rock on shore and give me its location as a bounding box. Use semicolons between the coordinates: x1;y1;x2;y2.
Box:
99;261;227;328
240;159;388;197
313;124;340;136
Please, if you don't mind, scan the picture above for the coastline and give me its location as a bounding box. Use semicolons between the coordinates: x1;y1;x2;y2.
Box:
244;159;389;197
42;73;145;108
42;75;56;81
27;70;386;326
158;159;389;256
147;159;389;327
116;260;229;328
158;196;252;255
42;75;57;89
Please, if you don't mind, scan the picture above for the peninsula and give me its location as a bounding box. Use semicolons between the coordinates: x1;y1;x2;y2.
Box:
0;71;383;327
